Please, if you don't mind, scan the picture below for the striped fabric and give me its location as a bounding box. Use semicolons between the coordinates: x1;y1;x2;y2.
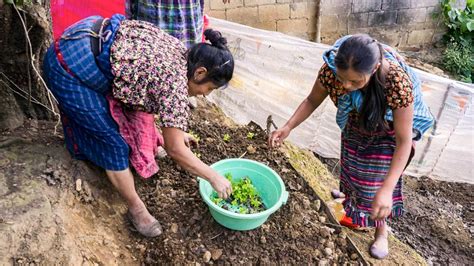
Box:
323;36;434;140
43;14;130;171
340;116;414;227
125;0;204;48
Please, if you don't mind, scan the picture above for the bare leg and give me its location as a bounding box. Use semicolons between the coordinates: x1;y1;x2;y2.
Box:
106;168;161;237
370;223;389;259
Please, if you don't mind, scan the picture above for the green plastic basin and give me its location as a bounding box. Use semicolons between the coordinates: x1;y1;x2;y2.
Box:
198;158;289;231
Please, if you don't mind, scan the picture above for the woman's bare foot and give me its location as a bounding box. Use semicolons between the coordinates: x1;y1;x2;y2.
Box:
331;189;346;199
370;223;389;259
128;201;162;237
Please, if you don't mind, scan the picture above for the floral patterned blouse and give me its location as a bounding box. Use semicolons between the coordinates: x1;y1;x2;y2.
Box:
110;20;189;131
317;61;414;110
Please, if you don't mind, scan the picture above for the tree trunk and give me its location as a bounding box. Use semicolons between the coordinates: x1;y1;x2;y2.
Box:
0;0;54;131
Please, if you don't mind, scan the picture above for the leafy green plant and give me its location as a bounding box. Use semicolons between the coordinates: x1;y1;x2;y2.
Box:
246;132;255;140
440;0;474;44
440;0;474;82
188;130;201;143
443;42;474;82
211;173;266;214
223;133;231;142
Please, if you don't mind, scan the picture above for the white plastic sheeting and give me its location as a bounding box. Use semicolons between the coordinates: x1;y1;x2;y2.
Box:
207;18;474;184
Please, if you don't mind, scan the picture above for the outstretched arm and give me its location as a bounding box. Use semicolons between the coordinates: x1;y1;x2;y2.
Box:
161;127;232;199
268;78;329;147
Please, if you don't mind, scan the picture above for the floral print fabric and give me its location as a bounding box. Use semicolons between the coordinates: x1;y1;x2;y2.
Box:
318;61;414;110
110;20;190;131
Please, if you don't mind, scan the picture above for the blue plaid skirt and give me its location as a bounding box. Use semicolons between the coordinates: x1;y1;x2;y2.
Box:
43;14;130;171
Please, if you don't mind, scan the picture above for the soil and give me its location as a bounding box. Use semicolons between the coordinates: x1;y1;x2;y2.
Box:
315;156;474;265
2;100;472;265
135;105;360;264
1;102;361;264
391;177;474;265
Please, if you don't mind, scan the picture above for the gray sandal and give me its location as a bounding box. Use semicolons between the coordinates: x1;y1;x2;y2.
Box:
127;211;163;238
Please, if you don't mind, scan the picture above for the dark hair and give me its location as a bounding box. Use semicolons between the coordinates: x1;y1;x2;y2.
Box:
335;34;387;132
186;29;234;88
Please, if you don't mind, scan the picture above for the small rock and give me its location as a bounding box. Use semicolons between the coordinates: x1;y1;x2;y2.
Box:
427;257;434;266
350;253;359;260
281;167;290;174
137;244;146;254
203;251;212;262
320;226;332;238
336;237;347;247
319;216;327;224
312;200;321;211
261;224;270;232
205;138;215;143
188;97;198;109
302;198;311;209
210;249;223;260
318;259;329;266
260;236;267;244
53;170;62;180
246;145;257;154
325;241;335;250
170;190;177;198
75;179;82;192
156;146;167;158
339;231;347;240
161;179;172;186
323;247;333;256
313;249;322;258
170;223;178;233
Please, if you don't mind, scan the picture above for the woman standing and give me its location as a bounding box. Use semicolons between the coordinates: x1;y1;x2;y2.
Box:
125;0;231;48
269;34;434;259
43;14;234;237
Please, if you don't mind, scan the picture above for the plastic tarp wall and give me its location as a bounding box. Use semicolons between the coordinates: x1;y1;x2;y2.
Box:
51;0;125;39
207;18;474;184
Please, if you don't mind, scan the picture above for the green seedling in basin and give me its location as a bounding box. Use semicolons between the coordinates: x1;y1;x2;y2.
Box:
211;173;266;214
223;133;231;142
188;130;201;143
247;132;255;140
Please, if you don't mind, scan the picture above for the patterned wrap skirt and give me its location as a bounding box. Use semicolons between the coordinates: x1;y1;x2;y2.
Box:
340;116;414;227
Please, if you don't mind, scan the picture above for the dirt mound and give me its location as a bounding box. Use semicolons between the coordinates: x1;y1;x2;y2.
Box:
391;176;474;265
0;120;137;265
5;101;467;265
136;105;360;264
315;152;474;265
1;106;362;264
